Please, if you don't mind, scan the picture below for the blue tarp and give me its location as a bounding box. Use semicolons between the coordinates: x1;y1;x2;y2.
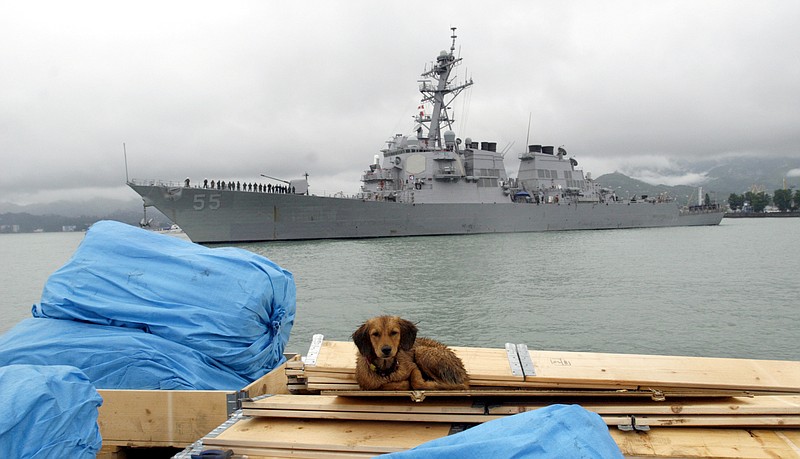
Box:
32;220;296;381
0;318;250;390
382;404;623;459
0;364;102;459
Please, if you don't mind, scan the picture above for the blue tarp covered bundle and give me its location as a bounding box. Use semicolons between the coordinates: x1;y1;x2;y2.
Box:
33;221;296;380
0;318;250;390
0;220;295;391
382;404;623;459
31;220;295;383
0;364;103;459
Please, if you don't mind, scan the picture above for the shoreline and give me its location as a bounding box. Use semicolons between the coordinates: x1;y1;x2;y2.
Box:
724;212;800;218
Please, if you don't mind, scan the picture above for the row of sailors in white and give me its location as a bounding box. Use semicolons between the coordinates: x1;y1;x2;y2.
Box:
183;178;294;194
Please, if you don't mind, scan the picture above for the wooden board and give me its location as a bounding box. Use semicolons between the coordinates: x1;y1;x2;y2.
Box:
241;394;800;427
305;340;800;393
302;371;358;383
607;414;800;427
241;408;502;423
98;389;230;446
308;340;357;374
451;345;524;382
307;383;362;391
499;395;800;416
243;394;483;414
611;428;800;458
244;358;294;397
306;340;523;384
322;388;754;400
242;409;800;427
525;349;800;393
213;446;376;458
202;416;451;454
246;394;800;417
98;361;289;447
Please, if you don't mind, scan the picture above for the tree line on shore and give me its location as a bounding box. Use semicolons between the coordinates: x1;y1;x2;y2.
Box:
727;189;800;213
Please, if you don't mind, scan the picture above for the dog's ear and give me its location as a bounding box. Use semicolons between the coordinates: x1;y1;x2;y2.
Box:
398;318;418;351
352;322;373;357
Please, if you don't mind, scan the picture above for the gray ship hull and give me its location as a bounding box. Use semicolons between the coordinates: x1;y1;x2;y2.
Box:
129;183;724;243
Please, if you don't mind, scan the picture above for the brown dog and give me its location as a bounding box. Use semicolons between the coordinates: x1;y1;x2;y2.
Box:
351;315;469;391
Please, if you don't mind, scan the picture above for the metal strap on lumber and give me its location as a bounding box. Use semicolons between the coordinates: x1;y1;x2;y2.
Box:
174;411;246;458
449;424;472;435
304;334;324;366
516;343;536;377
504;343;535;378
226;390;249;415
249;394;274;403
172;439;204;459
504;343;523;377
206;410;245;439
616;415;650;432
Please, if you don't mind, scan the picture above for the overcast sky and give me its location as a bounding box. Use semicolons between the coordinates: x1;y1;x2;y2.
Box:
2;1;799;205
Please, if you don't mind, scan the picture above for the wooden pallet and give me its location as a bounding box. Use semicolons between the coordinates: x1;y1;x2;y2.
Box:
182;338;800;459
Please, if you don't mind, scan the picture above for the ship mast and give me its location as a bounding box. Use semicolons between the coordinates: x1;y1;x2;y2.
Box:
417;27;473;149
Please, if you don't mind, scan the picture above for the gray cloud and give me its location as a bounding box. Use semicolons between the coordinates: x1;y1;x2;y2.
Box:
2;0;799;204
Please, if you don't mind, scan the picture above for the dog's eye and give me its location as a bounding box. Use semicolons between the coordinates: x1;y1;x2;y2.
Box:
389;330;399;336
371;332;380;338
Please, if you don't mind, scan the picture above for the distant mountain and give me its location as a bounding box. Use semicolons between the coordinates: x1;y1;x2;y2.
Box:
0;198;173;233
701;156;800;197
0;197;144;217
594;172;705;205
596;155;800;203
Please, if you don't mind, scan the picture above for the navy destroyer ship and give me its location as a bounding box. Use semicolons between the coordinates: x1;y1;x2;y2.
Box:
128;29;723;243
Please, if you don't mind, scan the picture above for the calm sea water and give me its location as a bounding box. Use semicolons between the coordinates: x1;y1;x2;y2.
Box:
1;218;798;361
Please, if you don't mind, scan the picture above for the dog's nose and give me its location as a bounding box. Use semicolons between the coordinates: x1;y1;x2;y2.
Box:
381;345;392;356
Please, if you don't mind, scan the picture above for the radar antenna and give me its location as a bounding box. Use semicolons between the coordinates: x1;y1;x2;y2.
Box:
416;27;473;149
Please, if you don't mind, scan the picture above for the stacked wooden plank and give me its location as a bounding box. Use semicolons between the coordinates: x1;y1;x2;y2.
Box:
190;337;800;458
241;393;800;428
294;337;800;397
199;415;800;459
201;413;451;458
